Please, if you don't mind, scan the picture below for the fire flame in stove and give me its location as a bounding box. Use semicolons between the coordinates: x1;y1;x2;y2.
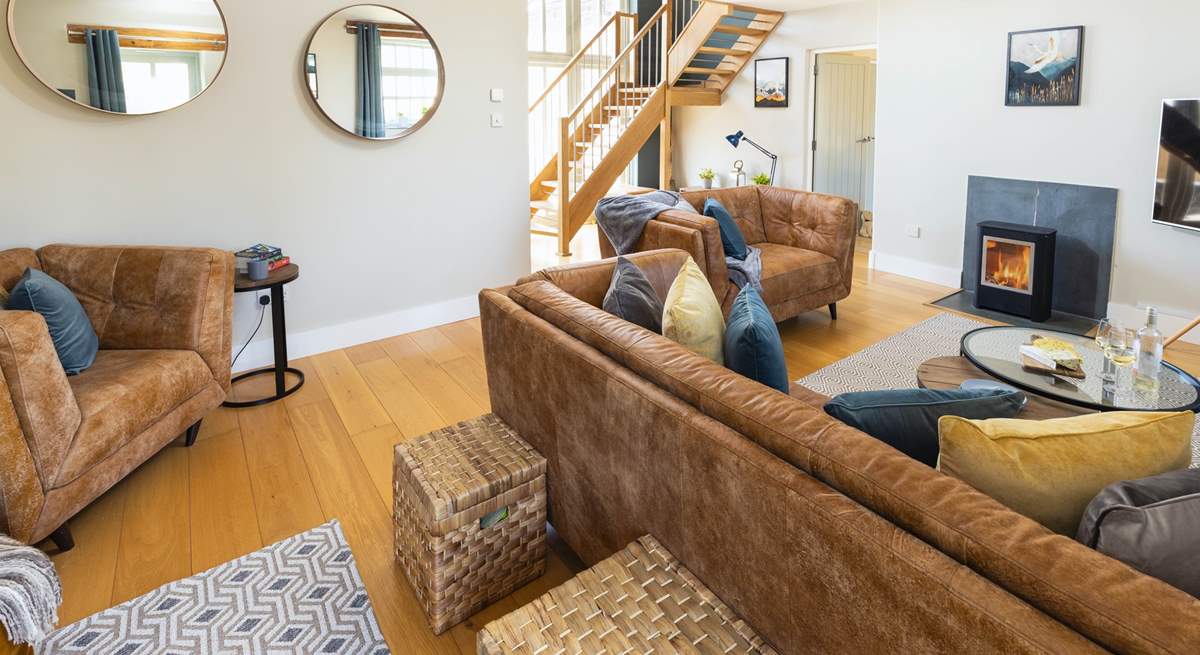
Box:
984;240;1032;291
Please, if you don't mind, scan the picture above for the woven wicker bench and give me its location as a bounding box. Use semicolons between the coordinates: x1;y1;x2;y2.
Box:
395;414;547;634
477;535;777;654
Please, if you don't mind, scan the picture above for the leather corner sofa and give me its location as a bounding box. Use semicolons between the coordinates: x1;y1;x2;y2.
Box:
481;248;1200;654
0;245;233;549
598;186;858;321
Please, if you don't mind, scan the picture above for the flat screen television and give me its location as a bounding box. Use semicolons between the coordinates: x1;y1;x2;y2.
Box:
1153;98;1200;232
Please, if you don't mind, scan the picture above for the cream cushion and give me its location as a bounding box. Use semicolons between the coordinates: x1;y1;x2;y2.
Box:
662;257;725;364
938;411;1194;535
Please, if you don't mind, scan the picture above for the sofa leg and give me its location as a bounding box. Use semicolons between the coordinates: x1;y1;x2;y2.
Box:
49;525;74;552
829;303;838;321
184;420;203;447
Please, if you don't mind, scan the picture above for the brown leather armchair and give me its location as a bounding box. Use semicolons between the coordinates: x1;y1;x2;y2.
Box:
0;245;233;549
598;186;858;322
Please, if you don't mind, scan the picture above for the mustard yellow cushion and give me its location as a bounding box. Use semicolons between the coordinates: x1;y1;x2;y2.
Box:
938;411;1194;535
662;257;724;364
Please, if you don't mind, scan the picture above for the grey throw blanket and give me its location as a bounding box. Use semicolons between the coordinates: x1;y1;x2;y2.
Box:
594;190;690;255
0;535;60;646
595;191;763;292
727;246;763;294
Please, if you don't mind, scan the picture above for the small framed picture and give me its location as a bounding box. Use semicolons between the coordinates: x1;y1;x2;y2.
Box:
754;57;788;108
1005;26;1084;106
306;53;319;99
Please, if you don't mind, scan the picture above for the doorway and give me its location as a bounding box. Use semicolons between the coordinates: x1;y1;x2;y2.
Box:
808;47;877;248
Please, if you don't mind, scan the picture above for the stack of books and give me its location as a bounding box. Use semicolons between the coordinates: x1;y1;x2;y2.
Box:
235;244;290;273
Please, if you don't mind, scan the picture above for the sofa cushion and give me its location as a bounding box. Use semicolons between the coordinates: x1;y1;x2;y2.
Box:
0;249;39;293
825;388;1027;467
756;243;841;308
724;286;788;393
702;199;749;260
6;268;99;375
937;411;1194;535
662;258;725;364
1076;469;1200;598
680;187;766;243
57;349;214;486
603;257;664;333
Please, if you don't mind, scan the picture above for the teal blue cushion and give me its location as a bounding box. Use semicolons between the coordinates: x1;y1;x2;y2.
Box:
6;268;99;375
703;198;749;260
823;388;1027;467
724;286;788;393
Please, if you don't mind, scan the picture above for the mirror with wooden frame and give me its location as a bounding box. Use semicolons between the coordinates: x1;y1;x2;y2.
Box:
305;5;443;140
6;0;227;115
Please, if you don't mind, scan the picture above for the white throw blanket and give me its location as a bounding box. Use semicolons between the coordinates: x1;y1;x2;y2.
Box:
0;535;60;647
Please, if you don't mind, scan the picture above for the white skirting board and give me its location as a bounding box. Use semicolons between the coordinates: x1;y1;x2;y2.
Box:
868;251;1200;346
869;250;962;289
230;294;480;373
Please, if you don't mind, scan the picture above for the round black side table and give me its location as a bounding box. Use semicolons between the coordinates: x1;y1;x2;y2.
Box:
224;263;305;408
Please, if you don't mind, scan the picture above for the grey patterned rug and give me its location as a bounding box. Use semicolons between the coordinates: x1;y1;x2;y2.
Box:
797;313;1200;467
40;520;389;654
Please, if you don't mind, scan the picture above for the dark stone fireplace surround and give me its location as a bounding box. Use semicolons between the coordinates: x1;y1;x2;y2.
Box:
961;175;1119;321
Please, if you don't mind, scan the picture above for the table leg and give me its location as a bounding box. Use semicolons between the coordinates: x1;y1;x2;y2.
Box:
272;285;288;397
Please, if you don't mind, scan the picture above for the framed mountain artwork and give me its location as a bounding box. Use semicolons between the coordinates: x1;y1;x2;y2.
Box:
1006;26;1084;106
754;57;788;108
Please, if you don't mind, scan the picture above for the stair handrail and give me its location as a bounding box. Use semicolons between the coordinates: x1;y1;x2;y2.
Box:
564;3;669;125
529;11;637;114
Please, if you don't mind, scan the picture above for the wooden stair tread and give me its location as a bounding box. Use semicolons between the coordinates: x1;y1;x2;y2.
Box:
682;67;733;76
697;46;751;57
713;24;767;36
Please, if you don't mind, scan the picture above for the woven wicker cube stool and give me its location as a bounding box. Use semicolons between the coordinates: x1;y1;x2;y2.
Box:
477;535;778;655
394;414;547;634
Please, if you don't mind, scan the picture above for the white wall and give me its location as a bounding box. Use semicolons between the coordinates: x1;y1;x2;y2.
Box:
874;0;1200;340
1;0;530;369
671;0;878;190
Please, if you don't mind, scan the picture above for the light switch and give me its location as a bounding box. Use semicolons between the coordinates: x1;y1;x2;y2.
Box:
489;88;505;102
490;113;504;128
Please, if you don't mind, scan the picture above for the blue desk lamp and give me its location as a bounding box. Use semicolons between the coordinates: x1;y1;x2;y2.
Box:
725;130;777;185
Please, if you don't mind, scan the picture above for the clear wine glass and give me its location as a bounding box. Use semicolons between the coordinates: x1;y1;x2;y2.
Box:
1104;327;1136;388
1094;318;1111;350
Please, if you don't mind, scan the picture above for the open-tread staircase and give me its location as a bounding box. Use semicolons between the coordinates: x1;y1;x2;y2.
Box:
529;1;783;255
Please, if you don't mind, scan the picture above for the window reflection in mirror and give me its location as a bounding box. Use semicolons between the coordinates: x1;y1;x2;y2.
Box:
305;5;444;140
7;0;227;115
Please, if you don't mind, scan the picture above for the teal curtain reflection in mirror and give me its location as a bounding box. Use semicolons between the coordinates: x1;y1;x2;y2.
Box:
356;22;383;138
85;29;126;113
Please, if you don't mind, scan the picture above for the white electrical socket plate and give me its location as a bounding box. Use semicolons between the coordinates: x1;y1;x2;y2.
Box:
489;88;504;102
905;224;921;238
490;113;504;128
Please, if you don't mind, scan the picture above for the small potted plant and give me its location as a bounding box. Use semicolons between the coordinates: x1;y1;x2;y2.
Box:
752;173;771;186
698;168;716;189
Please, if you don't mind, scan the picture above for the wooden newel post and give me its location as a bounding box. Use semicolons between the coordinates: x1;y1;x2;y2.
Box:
557;116;572;257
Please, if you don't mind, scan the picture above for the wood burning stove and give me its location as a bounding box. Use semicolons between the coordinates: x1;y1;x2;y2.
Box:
974;221;1056;321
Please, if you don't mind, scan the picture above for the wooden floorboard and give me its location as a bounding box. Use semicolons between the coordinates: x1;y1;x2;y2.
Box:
9;246;1080;654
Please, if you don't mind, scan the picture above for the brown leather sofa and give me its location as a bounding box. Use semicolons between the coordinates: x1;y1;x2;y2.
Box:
598;186;858;321
483;249;1200;654
0;245;233;550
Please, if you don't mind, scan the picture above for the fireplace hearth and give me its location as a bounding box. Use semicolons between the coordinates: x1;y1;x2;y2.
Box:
974;221;1056;322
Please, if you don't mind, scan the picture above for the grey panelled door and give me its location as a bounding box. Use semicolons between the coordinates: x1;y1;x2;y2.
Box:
812;53;876;212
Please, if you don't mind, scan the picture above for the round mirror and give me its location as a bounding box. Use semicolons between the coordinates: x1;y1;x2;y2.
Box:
6;0;227;115
305;5;443;140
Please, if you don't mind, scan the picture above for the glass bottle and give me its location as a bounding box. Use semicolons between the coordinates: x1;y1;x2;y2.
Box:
1134;307;1164;392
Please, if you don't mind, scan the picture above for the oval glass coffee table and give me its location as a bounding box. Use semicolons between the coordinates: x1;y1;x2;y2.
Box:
960;326;1200;412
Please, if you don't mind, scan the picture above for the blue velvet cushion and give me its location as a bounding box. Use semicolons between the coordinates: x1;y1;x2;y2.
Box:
823;388;1027;467
724;286;788;393
703;198;749;260
603;256;664;333
6;268;99;375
